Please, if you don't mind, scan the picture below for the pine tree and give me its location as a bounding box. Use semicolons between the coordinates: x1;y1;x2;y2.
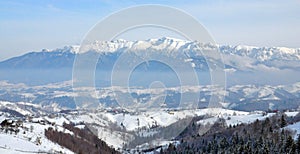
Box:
269;126;273;133
160;147;163;154
220;137;229;149
291;143;296;154
280;114;287;128
207;142;212;153
297;134;300;153
285;135;294;153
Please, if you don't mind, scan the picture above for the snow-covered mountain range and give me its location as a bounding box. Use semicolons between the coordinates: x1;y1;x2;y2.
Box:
0;37;299;86
1;37;299;70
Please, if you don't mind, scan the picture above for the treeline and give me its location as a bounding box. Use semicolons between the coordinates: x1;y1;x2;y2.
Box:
163;112;300;153
45;123;120;154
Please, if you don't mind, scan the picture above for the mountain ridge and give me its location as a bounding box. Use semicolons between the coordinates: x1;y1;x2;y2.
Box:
2;37;300;62
1;37;299;70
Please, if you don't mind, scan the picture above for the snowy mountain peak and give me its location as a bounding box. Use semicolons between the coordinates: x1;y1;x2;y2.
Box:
40;45;80;54
220;44;300;61
76;37;189;53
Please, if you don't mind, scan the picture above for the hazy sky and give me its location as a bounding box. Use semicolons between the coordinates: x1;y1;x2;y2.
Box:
1;0;300;61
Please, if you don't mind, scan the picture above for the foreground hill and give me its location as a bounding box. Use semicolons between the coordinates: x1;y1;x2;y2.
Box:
0;101;299;153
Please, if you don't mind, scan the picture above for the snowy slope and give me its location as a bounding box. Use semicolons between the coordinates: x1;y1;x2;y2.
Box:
0;133;73;154
286;122;300;138
0;113;74;154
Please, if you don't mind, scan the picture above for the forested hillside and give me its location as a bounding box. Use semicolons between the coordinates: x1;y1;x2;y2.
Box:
163;112;300;153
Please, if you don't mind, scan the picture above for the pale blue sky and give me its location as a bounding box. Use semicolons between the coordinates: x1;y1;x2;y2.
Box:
0;0;300;60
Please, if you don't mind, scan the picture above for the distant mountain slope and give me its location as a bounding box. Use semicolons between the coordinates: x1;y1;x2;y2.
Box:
0;46;77;69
